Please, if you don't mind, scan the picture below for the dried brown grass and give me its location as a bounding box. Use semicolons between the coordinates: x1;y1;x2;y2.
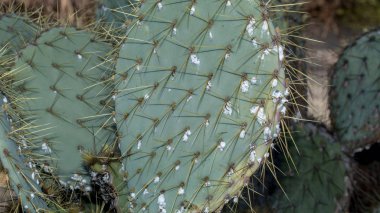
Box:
0;0;97;26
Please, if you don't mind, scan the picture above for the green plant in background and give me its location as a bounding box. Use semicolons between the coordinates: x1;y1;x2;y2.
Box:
271;122;345;212
329;29;380;152
113;0;289;212
337;0;380;30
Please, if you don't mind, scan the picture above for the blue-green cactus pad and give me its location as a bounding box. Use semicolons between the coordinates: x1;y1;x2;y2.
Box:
115;0;288;212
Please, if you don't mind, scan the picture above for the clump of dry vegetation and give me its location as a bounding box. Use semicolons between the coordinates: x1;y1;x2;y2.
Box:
0;0;96;26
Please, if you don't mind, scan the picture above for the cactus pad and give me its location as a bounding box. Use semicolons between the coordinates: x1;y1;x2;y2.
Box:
10;27;114;186
272;122;345;213
330;29;380;150
0;94;50;212
115;0;288;212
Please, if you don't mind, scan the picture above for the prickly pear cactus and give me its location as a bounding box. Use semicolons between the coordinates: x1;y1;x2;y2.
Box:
330;29;380;151
0;14;38;54
272;122;345;213
96;0;138;28
9;27;115;187
0;94;49;212
115;0;289;212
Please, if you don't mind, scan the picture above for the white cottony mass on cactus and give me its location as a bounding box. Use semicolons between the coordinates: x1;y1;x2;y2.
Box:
158;194;166;213
190;54;200;65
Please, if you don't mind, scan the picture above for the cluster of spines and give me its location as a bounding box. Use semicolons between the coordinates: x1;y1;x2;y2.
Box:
272;0;308;118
